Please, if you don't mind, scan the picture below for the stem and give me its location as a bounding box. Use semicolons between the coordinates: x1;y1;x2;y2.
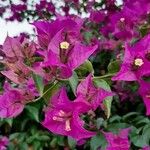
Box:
30;73;115;103
79;73;115;81
93;73;116;79
56;78;69;82
31;80;59;103
57;73;115;82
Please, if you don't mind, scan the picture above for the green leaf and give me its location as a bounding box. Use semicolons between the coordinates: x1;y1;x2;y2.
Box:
93;79;113;118
109;115;121;123
50;137;57;148
18;142;28;150
42;81;61;103
136;118;150;126
107;123;129;133
90;133;107;150
130;134;147;147
79;60;94;73
56;136;65;146
103;97;113;119
33;74;44;96
0;118;13;126
130;127;149;148
38;135;50;141
9;133;20;140
122;112;139;122
139;24;150;37
107;60;120;73
26;135;37;143
76;60;94;76
69;71;78;95
25;105;39;122
33;141;41;150
96;118;104;129
93;79;111;91
68;137;76;149
141;124;150;145
84;32;93;43
7;142;16;150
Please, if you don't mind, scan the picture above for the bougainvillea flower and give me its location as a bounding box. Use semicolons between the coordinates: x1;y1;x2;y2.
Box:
113;81;138;102
124;0;150;22
0;36;36;62
33;16;97;79
1;60;31;84
0;136;9;150
42;88;96;141
44;39;97;78
101;10;137;40
0;81;36;118
101;0;150;40
112;34;150;81
33;16;83;49
0;83;25;118
26;78;39;97
35;0;55;13
89;10;106;23
99;39;119;51
0;36;23;61
0;36;41;84
76;74;113;110
104;128;130;150
139;80;150;115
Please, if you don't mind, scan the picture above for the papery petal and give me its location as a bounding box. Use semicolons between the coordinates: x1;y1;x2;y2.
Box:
0;89;24;118
112;64;137;81
139;80;150;115
104;128;130;150
42;88;95;141
68;43;98;70
2;36;23;58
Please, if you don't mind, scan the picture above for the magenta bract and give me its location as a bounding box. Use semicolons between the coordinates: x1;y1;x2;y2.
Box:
42;88;96;141
77;74;113;110
104;128;130;150
112;34;150;81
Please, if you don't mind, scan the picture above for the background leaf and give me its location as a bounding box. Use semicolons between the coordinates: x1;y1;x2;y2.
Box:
93;78;113;118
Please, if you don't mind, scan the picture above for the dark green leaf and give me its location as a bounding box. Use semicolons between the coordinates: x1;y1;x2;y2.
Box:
96;118;104;129
68;137;76;149
76;60;94;76
107;60;120;73
93;79;113;118
42;81;61;103
33;74;44;96
90;133;107;150
69;71;78;95
25;105;39;122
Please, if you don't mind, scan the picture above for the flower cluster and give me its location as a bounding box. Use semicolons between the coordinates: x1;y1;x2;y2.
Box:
1;0;150;149
0;16;112;142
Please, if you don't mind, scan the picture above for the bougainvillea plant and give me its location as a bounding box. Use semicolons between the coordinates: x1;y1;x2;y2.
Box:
1;0;150;150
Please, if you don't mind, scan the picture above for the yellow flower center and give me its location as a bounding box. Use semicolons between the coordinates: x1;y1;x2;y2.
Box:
60;41;70;49
134;58;144;66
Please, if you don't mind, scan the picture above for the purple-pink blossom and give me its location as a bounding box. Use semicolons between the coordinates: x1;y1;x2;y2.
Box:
112;34;150;81
0;136;9;150
42;88;96;141
104;128;130;150
76;74;113;110
139;80;150;115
